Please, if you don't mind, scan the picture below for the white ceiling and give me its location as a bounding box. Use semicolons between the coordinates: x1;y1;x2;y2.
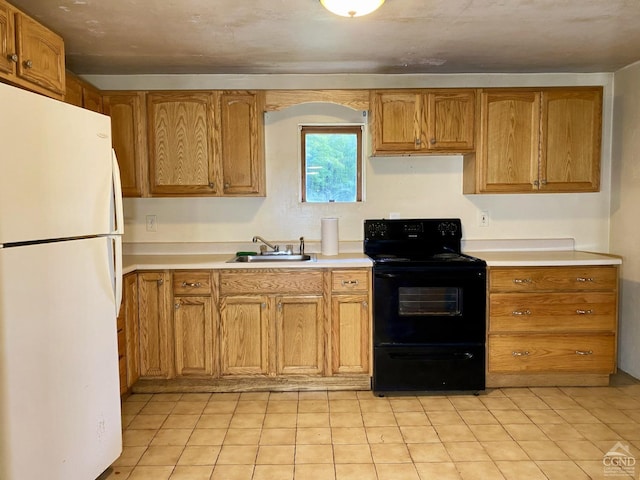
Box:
12;0;640;75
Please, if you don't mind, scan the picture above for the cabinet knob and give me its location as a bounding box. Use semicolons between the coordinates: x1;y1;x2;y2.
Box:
23;59;33;69
7;53;18;63
174;302;181;309
512;310;531;316
157;278;164;286
429;138;436;145
261;302;266;309
575;350;593;355
512;351;530;357
541;179;548;185
362;301;368;308
224;183;230;189
208;182;214;188
415;138;421;146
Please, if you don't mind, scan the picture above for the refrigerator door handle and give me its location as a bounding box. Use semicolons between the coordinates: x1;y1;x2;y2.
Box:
113;236;123;312
111;149;124;235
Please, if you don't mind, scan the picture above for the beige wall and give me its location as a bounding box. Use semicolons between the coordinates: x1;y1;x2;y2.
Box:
88;72;614;252
611;62;640;378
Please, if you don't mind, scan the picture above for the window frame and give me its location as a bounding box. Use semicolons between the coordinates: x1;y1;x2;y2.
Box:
300;124;364;203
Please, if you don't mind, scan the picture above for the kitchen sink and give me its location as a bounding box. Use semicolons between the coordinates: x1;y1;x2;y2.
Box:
228;253;315;263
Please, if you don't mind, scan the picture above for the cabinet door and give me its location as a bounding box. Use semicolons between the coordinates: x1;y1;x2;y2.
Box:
123;273;140;390
82;85;103;113
138;272;172;378
478;90;540;192
147;92;217;195
426;90;475;152
540;88;602;192
103;92;148;197
332;294;370;374
174;296;214;377
220;295;269;375
0;1;15;75
64;71;83;107
219;91;265;195
371;90;423;153
15;13;64;96
276;295;324;375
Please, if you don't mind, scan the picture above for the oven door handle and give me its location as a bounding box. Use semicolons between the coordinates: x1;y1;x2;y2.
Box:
375;272;398;278
388;352;475;361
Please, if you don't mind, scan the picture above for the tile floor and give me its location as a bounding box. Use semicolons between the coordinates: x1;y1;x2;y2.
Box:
105;378;640;480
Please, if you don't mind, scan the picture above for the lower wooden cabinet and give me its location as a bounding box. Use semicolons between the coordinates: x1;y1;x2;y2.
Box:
129;267;372;390
487;265;619;387
331;269;371;375
138;271;172;379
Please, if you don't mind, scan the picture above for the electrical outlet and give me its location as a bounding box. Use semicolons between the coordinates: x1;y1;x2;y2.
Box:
146;215;157;232
479;211;489;227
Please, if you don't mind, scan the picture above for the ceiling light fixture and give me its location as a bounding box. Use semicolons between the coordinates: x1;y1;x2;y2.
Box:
320;0;386;18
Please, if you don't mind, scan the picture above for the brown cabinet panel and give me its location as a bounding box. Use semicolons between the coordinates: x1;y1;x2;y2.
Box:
276;295;324;375
123;273;140;390
371;89;475;155
540;89;602;192
82;86;103;113
331;293;370;374
220;91;265;195
220;295;270;376
0;2;15;75
138;271;172;378
489;334;615;374
489;266;618;292
489;292;617;333
15;13;64;95
103;91;148;197
64;71;83;107
174;296;214;377
331;269;369;293
147;91;217;195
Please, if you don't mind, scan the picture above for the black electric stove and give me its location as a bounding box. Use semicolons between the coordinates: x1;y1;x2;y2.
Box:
364;218;487;394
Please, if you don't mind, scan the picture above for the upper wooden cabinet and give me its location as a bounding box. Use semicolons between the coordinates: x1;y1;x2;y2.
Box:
103;91;148;197
370;89;476;155
463;87;602;194
0;1;65;98
146;90;265;197
64;71;102;112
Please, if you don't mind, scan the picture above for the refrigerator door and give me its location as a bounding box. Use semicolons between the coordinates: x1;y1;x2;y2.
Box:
0;237;122;480
0;82;114;244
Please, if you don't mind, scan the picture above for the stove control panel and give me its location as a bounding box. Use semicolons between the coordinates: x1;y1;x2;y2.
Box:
364;219;462;241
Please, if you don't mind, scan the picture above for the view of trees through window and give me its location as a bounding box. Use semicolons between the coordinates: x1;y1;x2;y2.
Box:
301;126;363;203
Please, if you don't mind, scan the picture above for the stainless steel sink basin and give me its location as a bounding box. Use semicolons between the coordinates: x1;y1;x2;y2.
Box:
228;254;314;263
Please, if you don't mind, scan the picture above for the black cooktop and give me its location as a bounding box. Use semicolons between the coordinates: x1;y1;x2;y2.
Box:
364;218;485;267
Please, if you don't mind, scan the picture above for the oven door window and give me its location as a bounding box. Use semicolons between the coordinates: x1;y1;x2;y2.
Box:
398;287;461;316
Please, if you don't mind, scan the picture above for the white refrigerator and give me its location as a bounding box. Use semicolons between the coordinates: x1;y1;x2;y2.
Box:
0;82;124;480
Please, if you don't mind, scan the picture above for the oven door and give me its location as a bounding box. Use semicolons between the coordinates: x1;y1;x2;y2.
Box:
373;265;486;345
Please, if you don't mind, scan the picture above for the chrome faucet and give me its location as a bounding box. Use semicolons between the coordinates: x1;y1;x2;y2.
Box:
252;236;279;253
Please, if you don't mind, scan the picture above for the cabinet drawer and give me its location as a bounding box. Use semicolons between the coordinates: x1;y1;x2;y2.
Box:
332;270;369;292
488;334;615;374
489;266;617;292
173;271;212;295
220;270;323;295
489;292;617;333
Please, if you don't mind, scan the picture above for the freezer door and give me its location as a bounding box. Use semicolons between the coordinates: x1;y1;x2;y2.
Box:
0;237;122;480
0;82;114;244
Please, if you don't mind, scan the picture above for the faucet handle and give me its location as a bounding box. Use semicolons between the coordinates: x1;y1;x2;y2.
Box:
259;245;267;253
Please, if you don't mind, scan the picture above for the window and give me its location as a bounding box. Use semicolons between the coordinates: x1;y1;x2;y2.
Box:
301;125;363;202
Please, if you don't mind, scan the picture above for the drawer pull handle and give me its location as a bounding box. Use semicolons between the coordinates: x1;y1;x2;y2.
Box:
512;351;530;356
512;310;532;316
576;277;594;282
575;350;593;355
513;278;532;284
341;279;359;286
576;309;594;315
182;282;202;288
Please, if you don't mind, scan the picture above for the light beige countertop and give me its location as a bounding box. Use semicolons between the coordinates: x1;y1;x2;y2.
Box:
123;252;373;274
465;250;622;267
